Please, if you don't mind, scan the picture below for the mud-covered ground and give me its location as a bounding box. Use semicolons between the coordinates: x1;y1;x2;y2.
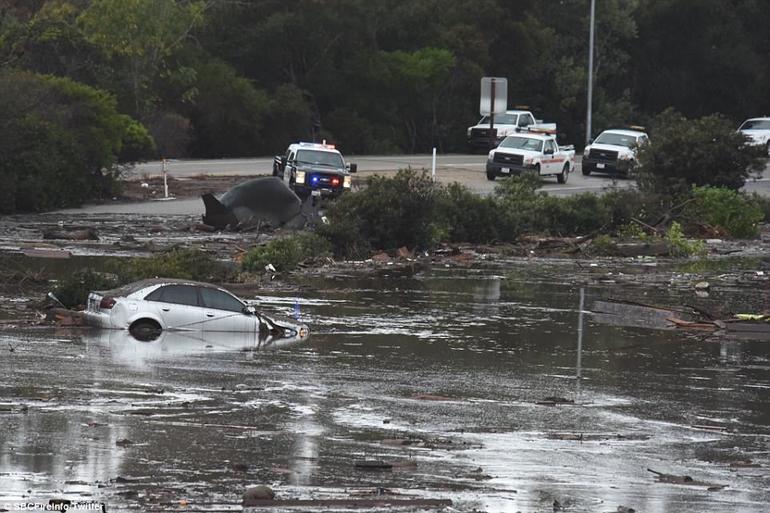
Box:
1;176;770;512
1;255;770;512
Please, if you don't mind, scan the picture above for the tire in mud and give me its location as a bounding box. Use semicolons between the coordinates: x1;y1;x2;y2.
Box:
129;319;162;342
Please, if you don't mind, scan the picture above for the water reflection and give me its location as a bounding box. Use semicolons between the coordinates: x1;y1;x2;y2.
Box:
75;328;309;366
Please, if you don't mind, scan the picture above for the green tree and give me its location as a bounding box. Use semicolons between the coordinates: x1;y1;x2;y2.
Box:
0;70;154;213
78;0;206;116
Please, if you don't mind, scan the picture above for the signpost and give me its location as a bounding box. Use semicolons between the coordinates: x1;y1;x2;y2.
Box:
480;77;508;150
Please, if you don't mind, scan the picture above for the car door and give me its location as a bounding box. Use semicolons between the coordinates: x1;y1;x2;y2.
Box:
543;140;557;173
284;150;296;184
199;287;257;333
144;285;207;330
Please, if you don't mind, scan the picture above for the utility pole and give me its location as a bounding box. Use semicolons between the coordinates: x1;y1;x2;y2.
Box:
585;0;596;146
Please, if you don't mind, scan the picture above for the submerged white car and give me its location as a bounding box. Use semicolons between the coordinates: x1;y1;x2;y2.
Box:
85;278;309;341
738;117;770;157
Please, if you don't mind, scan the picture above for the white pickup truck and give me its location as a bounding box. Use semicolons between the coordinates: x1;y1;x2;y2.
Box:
467;109;556;151
485;131;575;183
738;117;770;157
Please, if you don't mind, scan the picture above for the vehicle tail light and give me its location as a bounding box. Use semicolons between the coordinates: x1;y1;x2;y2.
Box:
331;177;340;186
99;297;116;309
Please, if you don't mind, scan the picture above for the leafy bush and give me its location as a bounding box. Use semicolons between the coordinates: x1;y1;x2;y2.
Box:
242;233;332;272
684;186;764;238
121;247;226;282
748;193;770;224
322;169;445;254
636;108;764;195
52;269;120;309
665;221;707;257
437;183;501;243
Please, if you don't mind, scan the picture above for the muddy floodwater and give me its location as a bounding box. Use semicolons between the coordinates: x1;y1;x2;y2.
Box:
1;259;769;512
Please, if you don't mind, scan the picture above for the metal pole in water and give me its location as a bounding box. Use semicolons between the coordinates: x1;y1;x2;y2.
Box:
162;158;169;199
576;287;585;400
431;147;437;181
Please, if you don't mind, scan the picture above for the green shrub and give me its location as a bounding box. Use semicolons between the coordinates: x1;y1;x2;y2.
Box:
748;192;770;224
636;108;764;196
121;247;226;282
322;169;446;254
665;221;707;257
242;233;332;272
437;183;500;243
589;234;619;255
52;269;120;309
684;186;764;238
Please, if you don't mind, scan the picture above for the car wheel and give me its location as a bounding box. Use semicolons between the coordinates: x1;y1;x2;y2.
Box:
557;163;569;184
129;319;162;342
582;165;591;176
486;171;496;181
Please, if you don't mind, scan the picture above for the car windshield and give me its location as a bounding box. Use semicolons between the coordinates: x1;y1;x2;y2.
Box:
296;149;344;168
740;119;770;130
479;113;518;125
498;136;543;152
594;133;638;148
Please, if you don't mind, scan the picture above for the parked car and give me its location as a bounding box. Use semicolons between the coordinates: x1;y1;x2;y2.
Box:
84;278;308;342
485;129;575;183
467;109;556;151
582;127;648;177
738;117;770;157
273;142;356;199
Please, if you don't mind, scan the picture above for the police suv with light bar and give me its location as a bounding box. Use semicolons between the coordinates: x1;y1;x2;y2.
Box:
582;127;648;177
273;142;357;198
485;128;575;183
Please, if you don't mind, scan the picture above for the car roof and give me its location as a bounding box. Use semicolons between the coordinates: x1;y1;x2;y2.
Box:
599;129;647;137
288;142;341;154
95;278;233;297
743;117;770;122
504;132;553;141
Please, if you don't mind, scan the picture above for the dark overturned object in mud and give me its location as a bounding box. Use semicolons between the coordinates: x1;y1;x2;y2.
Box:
201;176;311;230
591;299;770;339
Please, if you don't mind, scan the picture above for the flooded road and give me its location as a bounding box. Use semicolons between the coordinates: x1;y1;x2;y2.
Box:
1;260;769;512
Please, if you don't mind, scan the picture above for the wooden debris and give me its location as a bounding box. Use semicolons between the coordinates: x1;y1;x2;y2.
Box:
22;248;72;259
354;460;393;470
535;396;575;406
242;498;452;509
412;393;454;401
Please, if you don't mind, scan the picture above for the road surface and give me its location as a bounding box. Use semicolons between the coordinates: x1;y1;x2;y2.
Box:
57;154;770;215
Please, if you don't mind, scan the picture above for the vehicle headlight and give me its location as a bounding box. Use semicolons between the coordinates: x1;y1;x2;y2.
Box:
583;146;591;154
467;128;472;137
343;175;352;188
295;170;305;184
618;153;632;160
523;157;533;165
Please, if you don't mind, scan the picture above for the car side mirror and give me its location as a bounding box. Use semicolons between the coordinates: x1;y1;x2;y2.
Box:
348;163;357;173
243;305;256;316
280;156;287;166
588;138;594;144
